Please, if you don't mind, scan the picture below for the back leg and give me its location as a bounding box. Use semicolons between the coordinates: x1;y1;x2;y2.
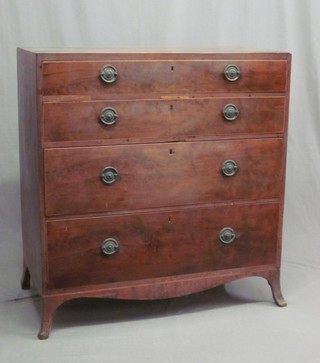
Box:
21;263;31;290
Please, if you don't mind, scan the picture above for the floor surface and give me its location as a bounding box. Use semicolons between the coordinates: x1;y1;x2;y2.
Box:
0;262;319;363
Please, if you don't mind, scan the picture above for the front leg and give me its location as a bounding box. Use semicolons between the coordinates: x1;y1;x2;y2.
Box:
267;269;287;307
38;296;65;339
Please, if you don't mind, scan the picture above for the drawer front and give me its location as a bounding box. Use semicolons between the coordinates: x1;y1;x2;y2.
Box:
43;97;286;144
44;139;283;216
46;202;279;288
41;60;289;96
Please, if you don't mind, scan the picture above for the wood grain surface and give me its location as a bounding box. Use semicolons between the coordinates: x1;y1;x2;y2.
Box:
46;202;279;288
43;96;286;145
41;60;289;97
17;49;291;338
44;138;283;216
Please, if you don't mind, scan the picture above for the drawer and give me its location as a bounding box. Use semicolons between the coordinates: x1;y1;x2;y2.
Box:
46;202;279;288
44;139;283;216
43;97;286;145
41;60;289;96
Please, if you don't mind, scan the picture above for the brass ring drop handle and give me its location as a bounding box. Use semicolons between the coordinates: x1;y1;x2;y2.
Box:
100;107;118;125
223;104;239;121
224;64;240;81
101;238;119;255
221;160;238;176
100;65;118;83
100;166;118;184
219;227;236;244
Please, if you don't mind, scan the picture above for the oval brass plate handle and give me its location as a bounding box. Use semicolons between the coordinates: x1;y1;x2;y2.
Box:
224;64;240;81
100;107;118;125
223;104;239;121
100;65;118;83
101;238;119;255
100;166;118;184
221;160;238;176
219;227;236;244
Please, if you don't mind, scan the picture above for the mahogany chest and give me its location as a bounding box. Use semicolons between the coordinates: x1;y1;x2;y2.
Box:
17;49;291;339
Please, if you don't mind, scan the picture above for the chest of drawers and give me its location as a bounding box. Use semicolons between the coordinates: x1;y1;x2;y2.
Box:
18;49;291;339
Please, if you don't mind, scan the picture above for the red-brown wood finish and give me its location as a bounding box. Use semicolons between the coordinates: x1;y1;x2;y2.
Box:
42;60;288;96
43;97;286;145
17;49;43;293
46;202;279;289
44;139;283;216
17;49;291;339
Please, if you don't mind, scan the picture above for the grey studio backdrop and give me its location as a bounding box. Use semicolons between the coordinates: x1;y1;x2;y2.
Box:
0;0;320;361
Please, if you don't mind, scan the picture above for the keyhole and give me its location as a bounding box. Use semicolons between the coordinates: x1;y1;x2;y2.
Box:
169;148;174;154
171;66;174;72
170;104;173;111
168;217;172;223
